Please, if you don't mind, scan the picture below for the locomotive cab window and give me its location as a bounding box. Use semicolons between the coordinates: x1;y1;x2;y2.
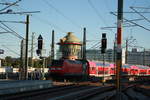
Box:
92;67;95;70
51;60;63;67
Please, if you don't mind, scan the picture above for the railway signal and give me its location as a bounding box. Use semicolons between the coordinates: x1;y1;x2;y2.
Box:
101;33;107;85
36;34;43;56
101;33;107;53
38;34;43;50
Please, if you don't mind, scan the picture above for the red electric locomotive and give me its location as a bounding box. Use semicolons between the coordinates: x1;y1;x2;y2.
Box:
49;59;89;81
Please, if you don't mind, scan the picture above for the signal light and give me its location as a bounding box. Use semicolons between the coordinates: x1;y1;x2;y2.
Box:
38;34;43;50
36;34;43;56
101;33;107;53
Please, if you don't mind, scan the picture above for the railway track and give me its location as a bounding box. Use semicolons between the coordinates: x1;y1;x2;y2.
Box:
71;84;150;100
101;84;150;100
0;84;79;100
1;81;150;100
0;83;115;100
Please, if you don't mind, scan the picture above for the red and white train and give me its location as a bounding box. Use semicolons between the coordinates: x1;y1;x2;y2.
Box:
48;59;150;81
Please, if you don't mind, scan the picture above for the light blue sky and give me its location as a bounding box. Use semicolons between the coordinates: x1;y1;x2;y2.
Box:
0;0;150;58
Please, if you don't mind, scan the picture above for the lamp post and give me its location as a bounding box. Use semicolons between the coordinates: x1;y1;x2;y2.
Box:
125;36;136;64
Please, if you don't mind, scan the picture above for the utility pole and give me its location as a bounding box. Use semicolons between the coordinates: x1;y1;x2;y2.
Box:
25;14;29;80
20;39;25;80
113;34;117;63
31;32;35;68
82;28;87;80
143;48;145;65
113;34;117;75
116;0;123;99
114;42;116;63
125;39;128;64
42;57;46;80
83;27;86;60
51;30;55;61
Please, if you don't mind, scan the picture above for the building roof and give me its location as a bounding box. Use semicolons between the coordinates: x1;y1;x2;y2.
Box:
62;32;81;44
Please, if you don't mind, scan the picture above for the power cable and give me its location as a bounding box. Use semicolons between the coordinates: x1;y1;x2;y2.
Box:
131;0;137;7
0;22;24;39
42;0;82;29
0;25;12;33
0;0;21;12
104;0;111;14
88;0;115;34
16;6;67;33
110;12;150;32
88;0;108;26
33;15;67;33
132;6;150;9
130;7;150;24
88;41;100;49
1;45;20;56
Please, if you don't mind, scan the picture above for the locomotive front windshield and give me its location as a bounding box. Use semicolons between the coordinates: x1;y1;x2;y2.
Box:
51;60;64;67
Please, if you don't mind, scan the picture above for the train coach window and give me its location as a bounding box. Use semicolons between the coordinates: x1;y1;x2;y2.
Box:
96;63;103;66
68;60;82;64
95;63;110;67
122;65;130;68
105;64;110;66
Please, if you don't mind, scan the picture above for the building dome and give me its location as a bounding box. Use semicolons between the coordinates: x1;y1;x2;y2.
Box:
58;32;82;60
64;32;81;44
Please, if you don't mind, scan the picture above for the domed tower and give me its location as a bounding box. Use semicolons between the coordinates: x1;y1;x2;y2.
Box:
58;32;82;60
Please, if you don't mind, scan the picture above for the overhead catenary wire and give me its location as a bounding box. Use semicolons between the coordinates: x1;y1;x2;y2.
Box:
1;45;20;56
33;15;67;33
0;25;12;32
0;22;24;39
0;20;25;24
0;2;19;6
123;18;144;22
88;41;101;49
113;11;150;13
132;6;150;9
0;31;13;34
104;0;110;10
130;6;150;24
15;6;67;33
0;0;21;12
101;25;137;29
0;11;40;15
110;12;150;32
42;0;82;29
88;0;115;34
131;0;137;7
0;25;23;40
88;0;108;26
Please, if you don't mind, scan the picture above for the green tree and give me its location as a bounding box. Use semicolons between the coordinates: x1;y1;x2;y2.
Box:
33;59;42;68
5;56;13;66
12;58;20;68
